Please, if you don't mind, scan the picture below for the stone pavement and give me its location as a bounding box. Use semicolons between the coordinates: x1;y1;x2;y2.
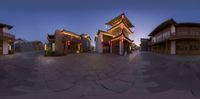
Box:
0;51;200;99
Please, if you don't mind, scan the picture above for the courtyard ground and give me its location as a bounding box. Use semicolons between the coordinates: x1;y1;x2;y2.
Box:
0;51;200;99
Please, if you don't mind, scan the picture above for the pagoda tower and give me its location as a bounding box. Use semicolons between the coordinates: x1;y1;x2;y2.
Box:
95;13;134;55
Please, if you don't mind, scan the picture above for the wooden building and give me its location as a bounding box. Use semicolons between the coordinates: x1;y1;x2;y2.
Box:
0;23;15;55
15;39;43;52
80;34;91;52
95;13;134;55
140;38;149;51
47;29;91;55
148;19;200;55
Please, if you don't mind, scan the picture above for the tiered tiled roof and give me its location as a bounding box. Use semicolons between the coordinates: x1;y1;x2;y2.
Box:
106;13;134;28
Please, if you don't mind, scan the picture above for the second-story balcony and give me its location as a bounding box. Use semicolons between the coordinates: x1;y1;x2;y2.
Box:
0;32;15;42
170;32;200;40
149;31;200;45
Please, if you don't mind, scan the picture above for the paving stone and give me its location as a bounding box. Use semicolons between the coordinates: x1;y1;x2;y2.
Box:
47;79;75;92
1;51;200;99
96;79;133;93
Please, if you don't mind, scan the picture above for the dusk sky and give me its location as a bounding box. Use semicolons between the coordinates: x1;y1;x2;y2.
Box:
0;0;200;46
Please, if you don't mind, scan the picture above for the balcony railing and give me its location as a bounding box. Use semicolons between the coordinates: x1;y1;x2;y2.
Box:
0;32;15;41
3;32;15;38
176;31;200;36
151;31;200;44
170;32;200;40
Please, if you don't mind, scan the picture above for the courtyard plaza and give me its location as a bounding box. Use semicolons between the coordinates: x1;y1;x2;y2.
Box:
0;51;200;99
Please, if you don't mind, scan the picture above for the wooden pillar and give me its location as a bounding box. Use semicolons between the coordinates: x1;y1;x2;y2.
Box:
110;42;112;53
170;40;176;55
119;40;124;55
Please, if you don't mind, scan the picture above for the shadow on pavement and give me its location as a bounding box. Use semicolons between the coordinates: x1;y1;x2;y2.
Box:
140;52;200;97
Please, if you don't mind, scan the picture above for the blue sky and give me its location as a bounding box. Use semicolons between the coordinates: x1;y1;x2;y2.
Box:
0;0;200;45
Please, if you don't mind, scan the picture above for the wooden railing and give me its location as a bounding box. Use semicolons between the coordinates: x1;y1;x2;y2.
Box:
0;32;15;41
170;32;200;39
3;32;15;38
150;32;200;45
176;31;200;36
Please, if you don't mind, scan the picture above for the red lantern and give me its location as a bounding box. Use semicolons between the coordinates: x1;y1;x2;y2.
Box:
67;41;71;46
122;15;124;19
66;41;71;46
65;42;67;46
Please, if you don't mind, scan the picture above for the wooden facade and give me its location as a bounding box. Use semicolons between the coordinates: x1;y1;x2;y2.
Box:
0;23;15;55
95;13;134;55
140;38;149;51
148;19;200;55
0;38;2;55
80;34;91;52
47;29;91;55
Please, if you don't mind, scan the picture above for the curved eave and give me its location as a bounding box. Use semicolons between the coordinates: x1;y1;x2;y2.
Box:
0;23;13;29
148;19;176;36
110;33;133;43
96;30;108;35
106;13;134;28
61;29;80;37
176;23;200;27
107;21;134;34
47;34;55;39
96;30;115;37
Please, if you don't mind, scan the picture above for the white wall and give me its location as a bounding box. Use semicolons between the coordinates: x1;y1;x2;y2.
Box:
95;34;103;53
170;41;176;55
171;25;176;35
3;27;9;33
3;41;9;54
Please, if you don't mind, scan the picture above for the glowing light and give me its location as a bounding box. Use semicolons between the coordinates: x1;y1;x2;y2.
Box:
108;41;111;45
44;44;47;51
120;24;124;29
122;15;125;19
107;23;133;35
66;41;71;46
111;35;132;43
62;32;81;39
121;38;124;42
76;44;81;53
102;33;114;37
